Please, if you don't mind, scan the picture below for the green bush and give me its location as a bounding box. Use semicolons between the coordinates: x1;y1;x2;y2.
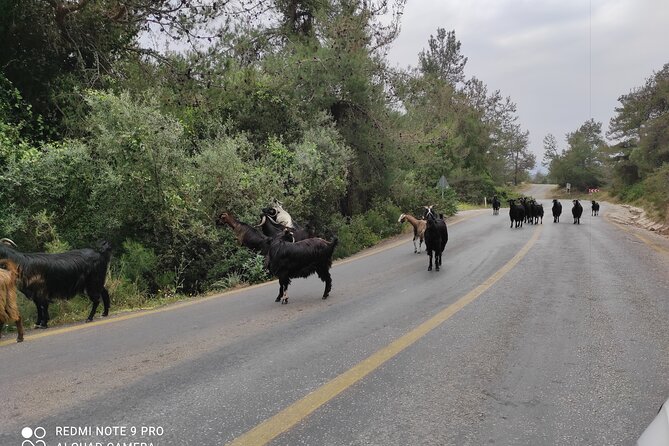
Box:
240;255;270;283
118;240;157;292
449;171;497;203
619;182;645;202
643;164;669;219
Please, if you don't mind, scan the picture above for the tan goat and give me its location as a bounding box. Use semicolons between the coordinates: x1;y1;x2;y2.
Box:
0;258;24;342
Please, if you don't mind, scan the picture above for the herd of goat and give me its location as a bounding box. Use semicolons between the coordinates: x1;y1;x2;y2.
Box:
0;197;600;343
506;197;600;228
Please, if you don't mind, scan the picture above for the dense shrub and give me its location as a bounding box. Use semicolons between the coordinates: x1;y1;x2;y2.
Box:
618;182;646;202
642;164;669;220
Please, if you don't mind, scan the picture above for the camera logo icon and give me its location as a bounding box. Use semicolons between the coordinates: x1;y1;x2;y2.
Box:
21;426;46;446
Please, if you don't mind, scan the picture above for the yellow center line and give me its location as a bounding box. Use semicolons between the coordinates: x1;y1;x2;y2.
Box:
227;225;543;446
0;212;481;347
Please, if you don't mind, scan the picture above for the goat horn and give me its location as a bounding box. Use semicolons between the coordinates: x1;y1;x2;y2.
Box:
256;216;266;227
0;238;17;248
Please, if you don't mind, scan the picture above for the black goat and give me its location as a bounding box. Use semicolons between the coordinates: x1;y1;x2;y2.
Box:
492;196;501;215
266;229;338;304
520;197;533;224
0;239;112;328
217;212;272;255
591;200;600;216
572;200;583;224
508;199;525;228
532;200;544;224
423;206;448;271
552;199;562;223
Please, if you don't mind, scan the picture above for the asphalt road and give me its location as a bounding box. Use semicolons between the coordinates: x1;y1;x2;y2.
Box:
1;184;668;446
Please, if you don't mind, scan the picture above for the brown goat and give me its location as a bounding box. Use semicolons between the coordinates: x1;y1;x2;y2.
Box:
0;259;24;342
217;212;272;255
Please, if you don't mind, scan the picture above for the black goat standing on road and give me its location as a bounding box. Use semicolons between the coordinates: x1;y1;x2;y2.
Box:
492;196;501;215
508;199;525;228
423;206;448;271
552;199;562;223
572;200;583;224
532;200;544;224
591;201;600;216
520;197;534;224
266;229;338;304
0;239;112;328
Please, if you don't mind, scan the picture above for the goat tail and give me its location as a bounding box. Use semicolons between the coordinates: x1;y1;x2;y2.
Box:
329;236;339;253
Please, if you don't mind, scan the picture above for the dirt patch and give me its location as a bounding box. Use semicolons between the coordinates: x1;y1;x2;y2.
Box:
605;203;669;237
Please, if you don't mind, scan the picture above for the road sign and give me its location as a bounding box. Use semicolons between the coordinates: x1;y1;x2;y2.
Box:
436;175;449;199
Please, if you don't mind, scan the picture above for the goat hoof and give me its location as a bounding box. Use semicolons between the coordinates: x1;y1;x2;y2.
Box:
102;312;109;317
322;294;328;300
428;267;432;271
275;297;281;302
40;324;48;329
17;338;23;343
85;318;93;323
281;298;288;304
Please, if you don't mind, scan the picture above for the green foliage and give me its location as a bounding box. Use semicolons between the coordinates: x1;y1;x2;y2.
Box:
240;255;271;284
546;119;606;190
333;215;380;258
119;241;157;291
618;182;646;202
449;170;497;203
419;28;468;86
642;164;669;219
607;63;669;217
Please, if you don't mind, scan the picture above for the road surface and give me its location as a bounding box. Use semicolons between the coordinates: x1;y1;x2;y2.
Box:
1;185;668;445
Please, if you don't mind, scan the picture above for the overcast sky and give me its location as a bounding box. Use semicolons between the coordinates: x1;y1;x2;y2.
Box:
385;0;669;169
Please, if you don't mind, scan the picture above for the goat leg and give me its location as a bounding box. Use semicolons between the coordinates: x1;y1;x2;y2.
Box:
280;279;291;304
40;303;49;329
16;316;24;342
86;296;100;322
275;283;283;302
33;298;43;328
101;288;110;317
318;268;332;299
